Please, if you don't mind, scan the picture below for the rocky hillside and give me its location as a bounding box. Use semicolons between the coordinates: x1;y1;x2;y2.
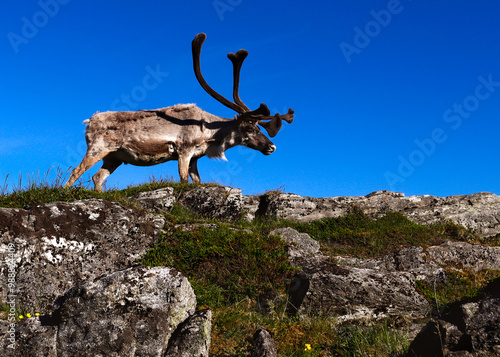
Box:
1;186;499;356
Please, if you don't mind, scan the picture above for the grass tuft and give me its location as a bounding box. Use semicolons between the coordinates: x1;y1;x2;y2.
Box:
287;209;478;258
142;224;296;308
416;269;500;314
0;169;219;208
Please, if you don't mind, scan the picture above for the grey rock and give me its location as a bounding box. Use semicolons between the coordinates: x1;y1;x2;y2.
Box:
255;191;407;222
290;256;431;321
271;228;430;320
335;242;500;285
466;296;500;354
165;309;212;357
337;246;446;284
241;195;261;221
427;241;500;272
270;227;321;260
54;266;196;356
388;246;446;283
127;188;500;239
178;186;243;221
251;191;500;239
272;227;500;323
406;192;500;239
406;319;469;357
0;266;204;357
132;187;176;212
0;199;165;313
407;279;500;357
0;316;57;357
249;328;278;357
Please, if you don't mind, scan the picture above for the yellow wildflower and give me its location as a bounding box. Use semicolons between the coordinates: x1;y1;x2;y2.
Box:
26;313;32;318
304;343;312;351
19;315;24;319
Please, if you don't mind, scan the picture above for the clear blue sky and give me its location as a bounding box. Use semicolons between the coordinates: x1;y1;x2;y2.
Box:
1;1;499;197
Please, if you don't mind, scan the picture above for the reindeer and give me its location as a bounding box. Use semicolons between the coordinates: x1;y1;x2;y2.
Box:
64;33;293;191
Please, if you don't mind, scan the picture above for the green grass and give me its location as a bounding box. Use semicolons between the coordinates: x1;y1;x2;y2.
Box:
2;171;496;356
416;269;500;314
142;224;296;308
0;168;218;209
287;207;477;258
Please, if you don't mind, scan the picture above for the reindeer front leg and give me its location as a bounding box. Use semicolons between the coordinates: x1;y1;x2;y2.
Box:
178;152;193;183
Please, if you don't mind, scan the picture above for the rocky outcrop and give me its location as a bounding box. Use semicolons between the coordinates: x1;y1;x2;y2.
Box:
271;228;431;321
1;186;500;355
0;199;165;312
249;328;278;357
406;278;500;357
271;227;500;322
0;266;209;356
257;191;500;239
269;226;500;357
164;309;212;357
133;187;177;212
137;187;500;238
427;241;500;273
131;187;500;239
332;242;500;285
178;186;244;221
0;198;211;356
133;186;245;221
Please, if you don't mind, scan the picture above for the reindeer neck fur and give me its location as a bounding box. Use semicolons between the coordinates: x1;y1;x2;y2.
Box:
204;113;242;161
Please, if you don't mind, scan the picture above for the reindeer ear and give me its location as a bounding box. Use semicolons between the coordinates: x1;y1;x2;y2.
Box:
258;113;282;138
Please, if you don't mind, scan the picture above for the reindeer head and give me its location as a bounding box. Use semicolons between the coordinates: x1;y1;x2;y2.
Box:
192;33;293;154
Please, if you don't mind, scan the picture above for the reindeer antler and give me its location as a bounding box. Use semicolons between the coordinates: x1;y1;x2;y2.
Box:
257;109;294;137
192;33;293;137
192;33;269;117
192;33;245;114
227;49;250;112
